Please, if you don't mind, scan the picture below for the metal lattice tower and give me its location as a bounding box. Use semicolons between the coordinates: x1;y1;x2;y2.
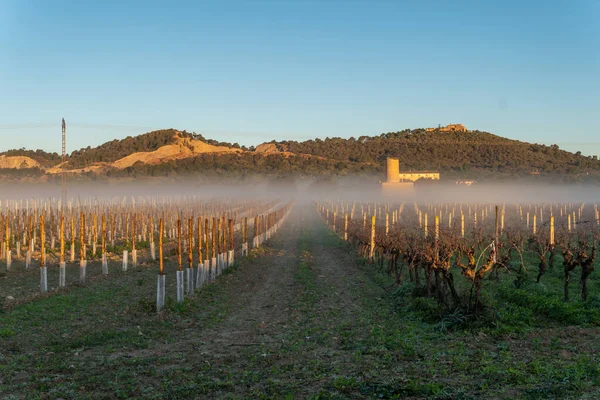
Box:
61;118;67;208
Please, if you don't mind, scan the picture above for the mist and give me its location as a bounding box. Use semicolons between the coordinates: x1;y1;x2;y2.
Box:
1;175;599;206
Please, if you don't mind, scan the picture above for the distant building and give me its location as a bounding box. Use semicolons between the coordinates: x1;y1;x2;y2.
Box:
382;158;439;195
384;158;440;183
398;171;441;181
426;124;467;133
456;180;476;186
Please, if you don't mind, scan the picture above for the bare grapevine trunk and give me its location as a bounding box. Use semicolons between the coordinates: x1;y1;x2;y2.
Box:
442;269;461;306
414;261;421;286
536;259;547;283
581;252;595;301
564;268;571;302
434;269;445;305
474;280;484;313
425;265;433;297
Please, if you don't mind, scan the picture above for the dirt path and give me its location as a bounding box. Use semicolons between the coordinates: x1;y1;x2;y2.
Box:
168;208;406;398
181;214;302;357
181;208;402;398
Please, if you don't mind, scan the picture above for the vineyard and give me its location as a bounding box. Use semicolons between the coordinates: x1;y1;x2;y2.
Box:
0;197;292;309
318;201;600;327
1;196;600;398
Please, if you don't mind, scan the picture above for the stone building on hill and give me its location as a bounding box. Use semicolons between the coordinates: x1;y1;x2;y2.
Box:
426;124;467;133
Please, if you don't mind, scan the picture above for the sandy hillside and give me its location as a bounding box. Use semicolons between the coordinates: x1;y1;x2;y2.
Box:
254;142;326;160
41;131;331;175
111;135;242;169
0;156;41;169
46;162;110;174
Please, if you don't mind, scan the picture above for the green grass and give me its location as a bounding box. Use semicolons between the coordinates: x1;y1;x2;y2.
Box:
318;224;600;399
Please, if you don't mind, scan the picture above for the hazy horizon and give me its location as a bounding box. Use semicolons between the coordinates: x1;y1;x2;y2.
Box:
2;179;600;206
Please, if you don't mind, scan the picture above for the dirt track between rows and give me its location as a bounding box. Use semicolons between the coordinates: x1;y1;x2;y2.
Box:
137;207;393;398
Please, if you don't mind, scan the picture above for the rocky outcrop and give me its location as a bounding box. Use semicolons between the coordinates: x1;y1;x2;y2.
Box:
0;156;41;169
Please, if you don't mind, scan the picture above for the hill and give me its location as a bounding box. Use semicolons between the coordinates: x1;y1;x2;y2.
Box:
0;128;599;182
63;129;242;169
273;129;600;181
0;149;61;167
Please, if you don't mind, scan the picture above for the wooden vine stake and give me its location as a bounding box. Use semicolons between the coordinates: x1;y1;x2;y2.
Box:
5;217;11;270
221;216;227;271
385;212;389;236
205;218;210;282
26;215;32;269
216;216;222;274
150;215;156;260
243;216;249;256
156;218;165;312
79;212;87;283
344;213;348;241
186;217;194;295
215;216;221;273
196;216;204;288
40;215;47;293
495;206;499;243
176;219;184;303
549;215;555;246
131;215;137;267
494;205;499;263
59;214;66;287
228;219;234;267
92;213;97;256
369;215;376;262
70;215;75;262
122;217;129;272
211;217;217;280
101;214;108;275
332;211;337;233
253;216;258;248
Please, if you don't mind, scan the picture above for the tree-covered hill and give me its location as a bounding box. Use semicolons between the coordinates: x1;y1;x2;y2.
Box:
65;129;242;169
66;129;180;168
274;129;600;179
2;127;599;182
104;152;378;179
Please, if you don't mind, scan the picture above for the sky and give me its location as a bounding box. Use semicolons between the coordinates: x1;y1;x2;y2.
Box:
0;0;598;156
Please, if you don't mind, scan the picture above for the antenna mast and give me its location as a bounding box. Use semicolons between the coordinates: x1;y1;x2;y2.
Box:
61;118;67;208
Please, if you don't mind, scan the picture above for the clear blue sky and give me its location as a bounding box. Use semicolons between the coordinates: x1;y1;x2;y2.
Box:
1;0;598;156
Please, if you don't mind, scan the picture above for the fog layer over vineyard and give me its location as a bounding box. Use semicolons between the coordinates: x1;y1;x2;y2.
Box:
1;180;600;204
